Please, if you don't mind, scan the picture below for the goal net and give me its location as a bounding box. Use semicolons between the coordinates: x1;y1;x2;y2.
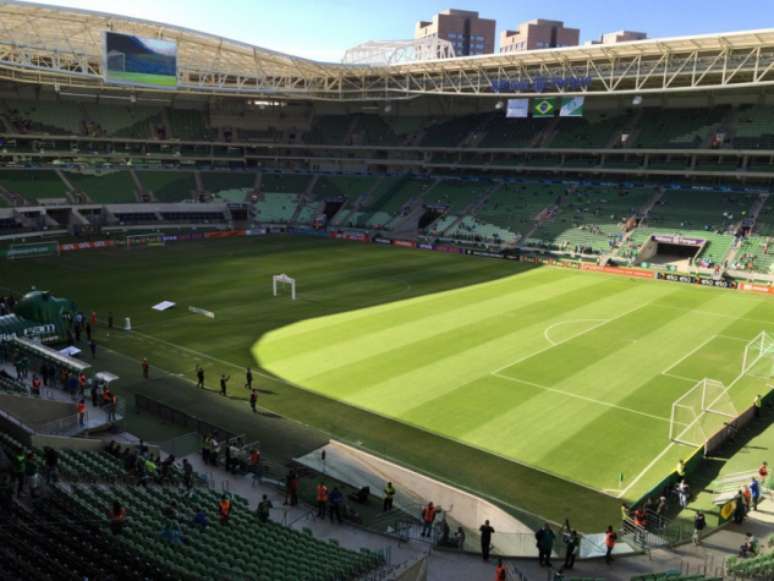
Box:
6;241;60;260
272;274;296;300
126;233;166;249
669;378;738;448
741;330;774;379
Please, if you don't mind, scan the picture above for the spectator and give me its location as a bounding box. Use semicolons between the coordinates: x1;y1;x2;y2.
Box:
420;502;438;538
453;526;466;549
328;487;344;524
43;447;58;485
182;459;193;492
257;494;273;523
676;480;689;508
495;559;506;581
561;526;580;571
479;519;495;561
742;485;752;512
284;469;299;506
77;399;86;426
750;478;761;510
24;452;39;498
383;481;396;512
604;525;617;564
218;495;231;525
192;508;208;529
535;523;555;568
316;482;328;518
693;511;706;545
739;532;758;557
109;500;127;535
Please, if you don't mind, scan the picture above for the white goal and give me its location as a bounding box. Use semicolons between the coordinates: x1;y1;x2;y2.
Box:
669;378;739;448
741;330;774;379
272;274;296;300
126;233;166;249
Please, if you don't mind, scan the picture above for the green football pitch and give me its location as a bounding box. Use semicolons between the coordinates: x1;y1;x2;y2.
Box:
3;236;773;528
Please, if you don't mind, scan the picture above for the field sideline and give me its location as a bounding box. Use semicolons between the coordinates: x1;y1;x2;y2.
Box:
3;236;772;529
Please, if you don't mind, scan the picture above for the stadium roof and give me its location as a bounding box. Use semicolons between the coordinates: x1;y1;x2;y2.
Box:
3;0;774;101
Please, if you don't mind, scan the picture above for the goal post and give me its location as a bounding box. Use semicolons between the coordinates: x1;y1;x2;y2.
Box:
741;330;774;378
125;233;166;249
669;378;738;448
272;274;296;300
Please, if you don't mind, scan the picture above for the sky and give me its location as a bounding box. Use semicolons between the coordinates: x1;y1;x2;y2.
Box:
22;0;774;62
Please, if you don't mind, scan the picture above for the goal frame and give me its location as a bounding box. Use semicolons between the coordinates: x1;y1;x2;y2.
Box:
272;274;296;300
741;330;774;376
125;233;166;249
669;378;738;448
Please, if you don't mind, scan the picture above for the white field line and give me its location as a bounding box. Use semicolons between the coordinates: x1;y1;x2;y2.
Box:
662;335;719;376
662;372;702;383
543;319;607;346
492;302;652;375
492;372;671;423
617;352;755;499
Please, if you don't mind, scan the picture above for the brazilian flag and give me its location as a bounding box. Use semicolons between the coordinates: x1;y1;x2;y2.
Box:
532;98;556;118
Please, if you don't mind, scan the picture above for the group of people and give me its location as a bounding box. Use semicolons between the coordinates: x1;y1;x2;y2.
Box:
195;365;261;413
315;481;346;524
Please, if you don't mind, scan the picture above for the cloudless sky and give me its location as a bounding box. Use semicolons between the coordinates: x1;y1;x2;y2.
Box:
23;0;774;62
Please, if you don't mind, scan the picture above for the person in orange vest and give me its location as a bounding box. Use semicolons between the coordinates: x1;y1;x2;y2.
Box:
77;399;86;426
495;559;507;581
102;387;112;408
90;311;97;328
142;358;150;380
31;374;41;397
604;525;617;565
109;500;127;535
421;501;438;538
78;372;88;396
316;482;328;518
218;495;231;525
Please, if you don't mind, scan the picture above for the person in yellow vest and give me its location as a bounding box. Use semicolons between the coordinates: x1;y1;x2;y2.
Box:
753;394;762;418
383;482;396;512
676;459;686;478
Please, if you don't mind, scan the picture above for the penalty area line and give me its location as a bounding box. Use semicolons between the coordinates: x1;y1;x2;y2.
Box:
491;372;671;423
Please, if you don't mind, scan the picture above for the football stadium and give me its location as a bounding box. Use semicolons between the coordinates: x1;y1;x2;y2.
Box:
0;1;773;579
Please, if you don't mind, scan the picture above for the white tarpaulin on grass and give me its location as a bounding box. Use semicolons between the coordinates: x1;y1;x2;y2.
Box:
58;346;81;357
152;300;176;312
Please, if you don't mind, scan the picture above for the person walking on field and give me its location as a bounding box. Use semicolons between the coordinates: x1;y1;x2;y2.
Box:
249;389;258;413
245;368;253;390
196;366;205;389
220;374;230;397
479;519;495;561
142;358;149;380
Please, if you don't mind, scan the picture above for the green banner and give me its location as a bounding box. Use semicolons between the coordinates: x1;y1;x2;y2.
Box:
531;98;556;118
6;241;59;259
560;96;585;117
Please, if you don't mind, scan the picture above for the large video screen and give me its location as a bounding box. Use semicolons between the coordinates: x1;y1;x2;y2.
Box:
105;31;177;88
